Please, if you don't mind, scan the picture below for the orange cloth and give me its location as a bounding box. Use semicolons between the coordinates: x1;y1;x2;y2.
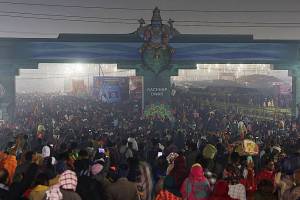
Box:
155;190;182;200
0;152;17;184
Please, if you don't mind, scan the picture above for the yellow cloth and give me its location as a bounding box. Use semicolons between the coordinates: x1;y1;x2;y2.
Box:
49;175;59;186
29;185;49;200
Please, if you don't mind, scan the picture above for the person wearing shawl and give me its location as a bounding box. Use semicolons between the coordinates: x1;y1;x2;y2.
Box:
28;173;49;200
155;176;183;200
0;138;20;185
0;151;17;185
209;180;237;200
137;161;153;200
180;164;211;200
169;155;188;189
45;170;81;200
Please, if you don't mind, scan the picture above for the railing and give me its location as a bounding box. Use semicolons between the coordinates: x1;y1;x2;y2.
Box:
200;100;291;120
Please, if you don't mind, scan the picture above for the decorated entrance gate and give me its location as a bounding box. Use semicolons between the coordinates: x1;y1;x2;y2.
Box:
0;7;300;120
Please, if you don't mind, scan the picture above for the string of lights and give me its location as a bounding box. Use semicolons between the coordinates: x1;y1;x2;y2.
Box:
1;10;300;26
0;13;299;30
0;13;138;24
0;2;299;36
0;1;299;13
0;10;139;21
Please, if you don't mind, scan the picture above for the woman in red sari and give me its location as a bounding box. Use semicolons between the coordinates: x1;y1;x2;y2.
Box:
180;163;211;200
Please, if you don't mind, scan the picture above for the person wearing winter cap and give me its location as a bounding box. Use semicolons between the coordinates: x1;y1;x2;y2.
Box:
42;146;56;166
128;135;139;151
180;163;211;200
42;146;51;158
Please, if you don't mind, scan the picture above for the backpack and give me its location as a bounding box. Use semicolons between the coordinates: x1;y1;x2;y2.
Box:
202;144;217;160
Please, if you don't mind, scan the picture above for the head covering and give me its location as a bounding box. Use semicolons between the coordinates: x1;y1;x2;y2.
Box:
151;7;162;25
42;146;51;158
45;170;77;200
59;170;78;191
94;158;105;165
169;155;187;188
91;163;103;176
38;124;46;132
189;163;206;182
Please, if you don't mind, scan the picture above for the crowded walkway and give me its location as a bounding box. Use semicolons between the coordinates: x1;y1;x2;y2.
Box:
0;93;298;200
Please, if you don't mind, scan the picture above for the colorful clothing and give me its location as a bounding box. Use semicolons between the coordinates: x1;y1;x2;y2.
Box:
228;184;246;200
45;170;78;200
180;164;211;200
29;185;49;200
256;169;275;185
59;170;78;190
45;185;62;200
209;180;236;200
162;176;182;198
155;190;183;200
0;152;17;185
240;168;256;200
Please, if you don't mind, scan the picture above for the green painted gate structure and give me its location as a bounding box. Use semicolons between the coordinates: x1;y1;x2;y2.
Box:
0;7;300;120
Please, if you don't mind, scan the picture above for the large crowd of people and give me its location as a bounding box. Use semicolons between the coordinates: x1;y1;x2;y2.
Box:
0;91;299;200
185;88;291;109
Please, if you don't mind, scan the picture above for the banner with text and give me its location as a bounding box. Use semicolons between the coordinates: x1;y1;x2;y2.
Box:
143;71;171;106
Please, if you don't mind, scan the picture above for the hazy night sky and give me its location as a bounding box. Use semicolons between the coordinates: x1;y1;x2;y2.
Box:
0;0;300;39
